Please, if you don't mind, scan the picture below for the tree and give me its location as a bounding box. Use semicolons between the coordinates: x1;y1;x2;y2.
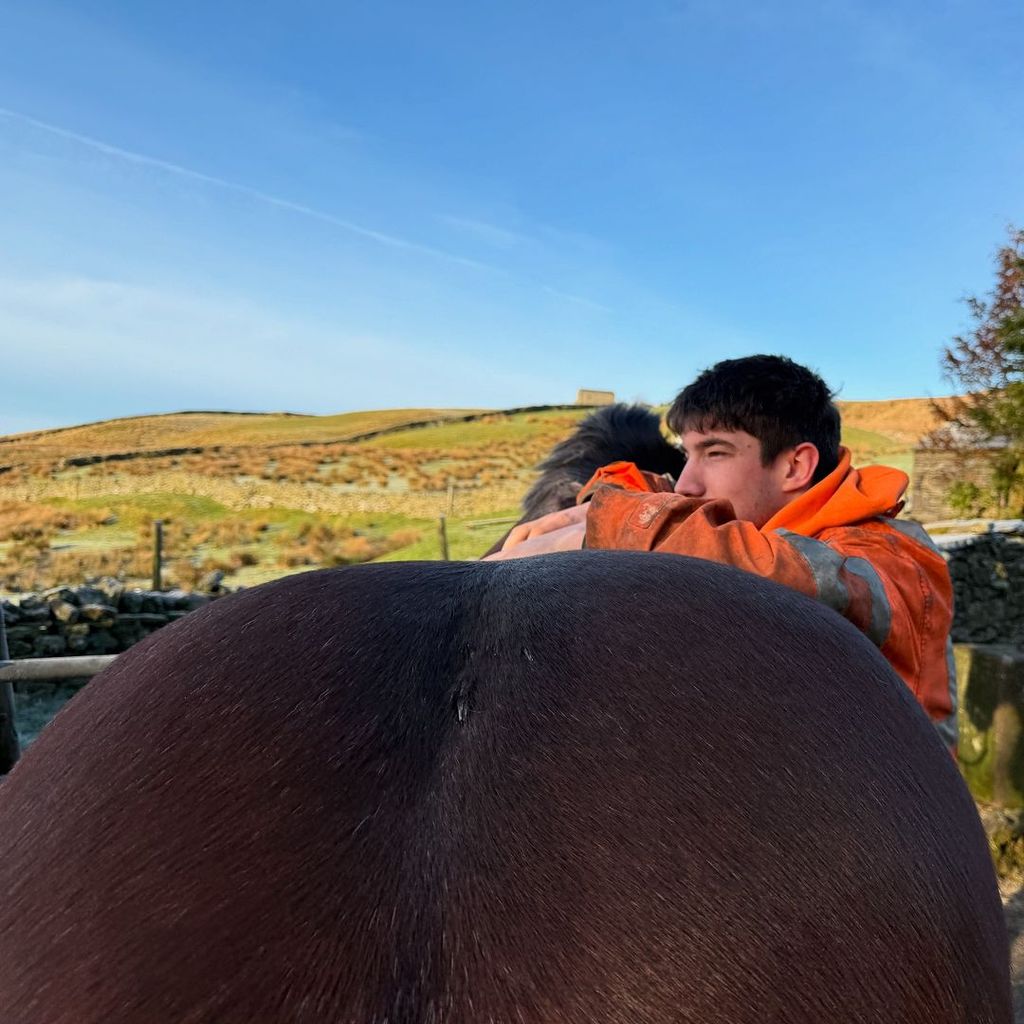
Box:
940;227;1024;511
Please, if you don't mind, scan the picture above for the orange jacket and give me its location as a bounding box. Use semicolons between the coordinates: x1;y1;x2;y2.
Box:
579;450;957;748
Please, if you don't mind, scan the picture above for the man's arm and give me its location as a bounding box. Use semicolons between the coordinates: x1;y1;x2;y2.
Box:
585;487;825;597
483;519;585;560
496;503;589;554
494;460;674;556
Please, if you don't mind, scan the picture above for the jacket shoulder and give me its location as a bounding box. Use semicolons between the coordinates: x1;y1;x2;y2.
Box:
817;517;944;560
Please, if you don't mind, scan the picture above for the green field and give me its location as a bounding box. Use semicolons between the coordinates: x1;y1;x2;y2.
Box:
841;426;914;475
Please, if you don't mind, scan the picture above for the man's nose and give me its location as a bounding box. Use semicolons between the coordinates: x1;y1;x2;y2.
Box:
674;461;703;497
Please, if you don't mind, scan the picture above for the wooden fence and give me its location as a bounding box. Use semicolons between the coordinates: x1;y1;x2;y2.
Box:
0;651;117;774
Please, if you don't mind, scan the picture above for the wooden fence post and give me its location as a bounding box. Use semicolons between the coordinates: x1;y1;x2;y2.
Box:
152;520;163;592
0;602;21;774
438;515;450;561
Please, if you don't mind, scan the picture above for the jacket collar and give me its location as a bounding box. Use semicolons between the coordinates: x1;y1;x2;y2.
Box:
763;447;909;536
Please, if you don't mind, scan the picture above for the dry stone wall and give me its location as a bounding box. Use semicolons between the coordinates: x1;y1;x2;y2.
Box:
1;578;218;659
910;449;1000;521
934;524;1024;646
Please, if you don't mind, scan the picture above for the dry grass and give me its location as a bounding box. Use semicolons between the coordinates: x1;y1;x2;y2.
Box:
835;397;954;446
0;545;151;593
0;408;485;470
0;501;114;543
0;491;433;593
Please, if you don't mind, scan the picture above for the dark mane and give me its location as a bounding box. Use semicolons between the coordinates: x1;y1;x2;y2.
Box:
520;404;685;521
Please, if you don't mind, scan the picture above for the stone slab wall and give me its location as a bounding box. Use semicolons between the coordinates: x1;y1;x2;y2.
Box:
938;529;1024;645
0;579;218;659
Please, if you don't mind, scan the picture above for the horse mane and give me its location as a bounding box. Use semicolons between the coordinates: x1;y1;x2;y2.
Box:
519;404;685;521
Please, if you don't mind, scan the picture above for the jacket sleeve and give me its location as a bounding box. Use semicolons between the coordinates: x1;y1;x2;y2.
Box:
575;461;675;504
585;486;824;599
827;524;956;732
584;486;955;728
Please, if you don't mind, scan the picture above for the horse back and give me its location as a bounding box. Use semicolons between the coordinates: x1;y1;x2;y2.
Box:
0;552;1010;1022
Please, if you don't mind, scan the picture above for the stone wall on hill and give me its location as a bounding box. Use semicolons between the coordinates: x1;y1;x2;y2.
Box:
910;422;1010;522
0;579;219;659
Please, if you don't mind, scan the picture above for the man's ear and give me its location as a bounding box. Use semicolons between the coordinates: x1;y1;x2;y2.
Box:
780;443;820;493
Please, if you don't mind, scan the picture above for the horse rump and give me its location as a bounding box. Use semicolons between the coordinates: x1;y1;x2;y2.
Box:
0;553;1010;1022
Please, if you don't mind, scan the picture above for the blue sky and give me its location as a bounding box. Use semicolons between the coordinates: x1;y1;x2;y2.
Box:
1;0;1021;434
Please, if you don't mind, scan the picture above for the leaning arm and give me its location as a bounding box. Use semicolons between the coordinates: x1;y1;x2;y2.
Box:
585;485;906;625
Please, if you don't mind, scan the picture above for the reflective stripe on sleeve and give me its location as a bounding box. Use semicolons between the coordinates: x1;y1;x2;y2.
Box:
842;557;893;648
776;529;850;616
775;530;892;648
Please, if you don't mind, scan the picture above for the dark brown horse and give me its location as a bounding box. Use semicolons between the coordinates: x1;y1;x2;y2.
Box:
0;552;1010;1021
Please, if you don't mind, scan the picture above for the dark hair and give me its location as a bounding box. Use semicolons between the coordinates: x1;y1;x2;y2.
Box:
666;355;841;482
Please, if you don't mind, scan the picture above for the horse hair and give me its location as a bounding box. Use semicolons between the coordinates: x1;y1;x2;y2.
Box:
0;553;1010;1023
519;404;685;522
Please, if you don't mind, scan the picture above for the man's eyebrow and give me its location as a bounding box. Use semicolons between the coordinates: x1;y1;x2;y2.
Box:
682;436;738;455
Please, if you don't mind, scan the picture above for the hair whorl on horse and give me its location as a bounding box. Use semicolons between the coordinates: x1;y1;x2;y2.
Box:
0;553;1011;1023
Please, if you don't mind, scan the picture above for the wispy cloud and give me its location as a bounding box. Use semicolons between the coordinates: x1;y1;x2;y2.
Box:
0;108;622;321
437;214;532;249
437;215;615;311
0;107;495;273
541;285;612;313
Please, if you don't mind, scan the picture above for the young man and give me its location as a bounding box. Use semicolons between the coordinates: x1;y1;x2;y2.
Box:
487;355;957;749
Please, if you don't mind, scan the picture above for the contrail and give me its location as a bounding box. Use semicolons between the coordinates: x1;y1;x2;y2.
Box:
542;285;612;313
0;106;493;272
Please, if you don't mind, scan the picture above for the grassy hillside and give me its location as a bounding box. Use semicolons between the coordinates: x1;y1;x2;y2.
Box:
0;399;930;595
0;408;485;468
836;397;950;446
840;426;915;475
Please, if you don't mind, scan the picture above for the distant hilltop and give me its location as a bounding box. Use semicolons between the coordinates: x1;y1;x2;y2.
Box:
0;397;953;454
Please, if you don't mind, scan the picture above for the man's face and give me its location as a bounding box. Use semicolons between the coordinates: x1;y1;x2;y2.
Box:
673;427;793;527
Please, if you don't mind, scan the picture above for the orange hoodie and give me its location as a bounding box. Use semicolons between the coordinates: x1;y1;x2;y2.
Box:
580;450;957;748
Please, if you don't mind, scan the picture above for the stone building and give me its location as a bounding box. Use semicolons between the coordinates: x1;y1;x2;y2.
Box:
575;389;615;406
910;423;1009;522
